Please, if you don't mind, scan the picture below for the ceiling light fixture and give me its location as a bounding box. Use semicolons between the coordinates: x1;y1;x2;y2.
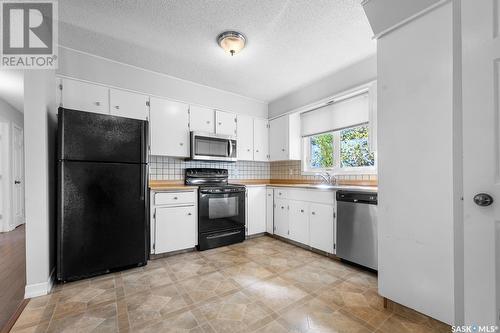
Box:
217;31;246;56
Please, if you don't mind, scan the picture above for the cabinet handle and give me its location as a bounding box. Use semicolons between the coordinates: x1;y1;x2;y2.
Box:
188;212;192;216
218;122;222;125
173;197;178;200
281;206;284;209
312;212;316;215
114;105;120;109
247;149;251;152
206;120;211;124
179;142;184;146
256;149;259;152
94;101;101;106
300;209;304;213
281;148;285;152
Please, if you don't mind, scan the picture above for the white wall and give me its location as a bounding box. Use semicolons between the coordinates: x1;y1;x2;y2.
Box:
362;0;442;37
268;55;376;118
0;98;23;126
377;2;460;324
24;70;57;298
57;46;268;118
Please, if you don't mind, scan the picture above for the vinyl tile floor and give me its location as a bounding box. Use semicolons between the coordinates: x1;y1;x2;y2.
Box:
12;236;450;333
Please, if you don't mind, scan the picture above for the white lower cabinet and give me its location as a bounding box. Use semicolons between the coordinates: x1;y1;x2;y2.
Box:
289;200;309;245
274;198;289;238
272;188;335;254
151;190;197;254
266;189;274;234
309;203;334;254
247;186;267;235
155;206;197;253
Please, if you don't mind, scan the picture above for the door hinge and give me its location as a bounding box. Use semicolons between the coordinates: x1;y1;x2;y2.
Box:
333;243;336;250
58;83;63;90
287;230;290;235
146;100;150;107
234;118;237;123
266;124;270;129
333;212;336;219
153;243;156;251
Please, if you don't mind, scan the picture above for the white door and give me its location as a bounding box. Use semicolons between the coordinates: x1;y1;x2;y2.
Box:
12;125;24;227
253;118;269;161
247;186;266;235
288;200;309;245
150;97;190;157
266;189;274;234
155;206;196;253
189;106;214;133
215;110;237;136
462;0;500;325
274;198;289;238
109;88;149;120
309;203;333;254
237;114;254;160
61;79;109;114
269;116;288;161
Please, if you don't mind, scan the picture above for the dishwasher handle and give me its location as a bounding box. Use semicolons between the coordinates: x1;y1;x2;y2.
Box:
336;191;377;205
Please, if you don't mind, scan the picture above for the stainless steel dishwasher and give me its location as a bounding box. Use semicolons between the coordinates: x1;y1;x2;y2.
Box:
336;191;378;270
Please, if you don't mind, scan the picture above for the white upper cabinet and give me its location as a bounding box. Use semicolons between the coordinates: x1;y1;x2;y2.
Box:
253;118;269;161
189;106;214;133
109;88;149;120
237;114;254;161
150;97;190;157
215;110;237;136
60;78;109;114
269;113;300;161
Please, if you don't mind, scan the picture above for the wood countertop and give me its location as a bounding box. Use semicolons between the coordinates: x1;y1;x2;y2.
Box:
150;179;377;191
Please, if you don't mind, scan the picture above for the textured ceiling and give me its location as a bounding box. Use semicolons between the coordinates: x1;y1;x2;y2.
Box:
58;0;376;102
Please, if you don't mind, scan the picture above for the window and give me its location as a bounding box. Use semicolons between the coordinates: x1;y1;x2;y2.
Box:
300;83;377;175
304;124;376;174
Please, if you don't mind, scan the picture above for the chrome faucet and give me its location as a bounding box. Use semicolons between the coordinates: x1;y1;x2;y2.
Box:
316;171;337;185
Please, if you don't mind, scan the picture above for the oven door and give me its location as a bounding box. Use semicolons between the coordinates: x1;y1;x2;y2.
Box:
191;132;237;161
198;190;245;234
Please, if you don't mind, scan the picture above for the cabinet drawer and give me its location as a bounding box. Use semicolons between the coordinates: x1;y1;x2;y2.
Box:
155;191;196;205
287;189;334;204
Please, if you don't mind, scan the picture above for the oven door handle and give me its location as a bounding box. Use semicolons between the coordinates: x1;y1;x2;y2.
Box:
206;230;242;239
227;139;233;157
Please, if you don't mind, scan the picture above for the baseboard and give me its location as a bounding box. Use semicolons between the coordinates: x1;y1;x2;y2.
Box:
24;268;55;298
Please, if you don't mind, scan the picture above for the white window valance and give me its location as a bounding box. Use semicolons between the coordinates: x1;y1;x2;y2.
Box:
300;92;370;137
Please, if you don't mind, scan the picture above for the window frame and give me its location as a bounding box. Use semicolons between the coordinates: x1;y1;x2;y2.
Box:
301;124;377;176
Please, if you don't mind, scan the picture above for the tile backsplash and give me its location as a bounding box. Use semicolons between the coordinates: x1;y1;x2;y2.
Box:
270;160;377;182
149;156;270;180
149;157;377;182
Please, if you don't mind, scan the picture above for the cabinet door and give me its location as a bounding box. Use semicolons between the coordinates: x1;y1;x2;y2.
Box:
109;89;149;120
190;106;214;133
247;187;267;235
150;97;190;157
215;110;237;136
289;201;310;245
253;118;269;161
155;206;196;253
274;198;289;238
237;114;254;160
309;203;334;254
61;79;109;114
266;189;274;234
269;116;288;161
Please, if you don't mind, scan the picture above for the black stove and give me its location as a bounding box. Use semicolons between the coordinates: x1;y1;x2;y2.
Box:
185;168;246;250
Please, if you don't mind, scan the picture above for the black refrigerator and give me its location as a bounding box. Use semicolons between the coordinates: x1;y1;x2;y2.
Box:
57;108;149;282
